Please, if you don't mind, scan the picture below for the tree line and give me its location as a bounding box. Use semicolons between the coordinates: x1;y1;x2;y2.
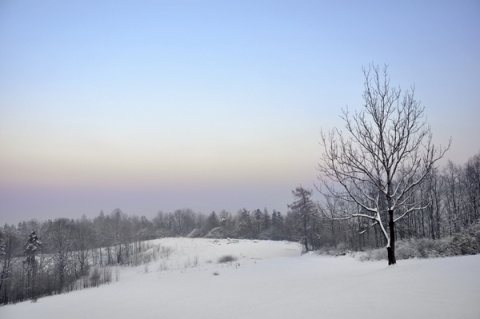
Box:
1;150;479;304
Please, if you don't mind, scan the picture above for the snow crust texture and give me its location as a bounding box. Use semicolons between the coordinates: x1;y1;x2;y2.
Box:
1;238;479;319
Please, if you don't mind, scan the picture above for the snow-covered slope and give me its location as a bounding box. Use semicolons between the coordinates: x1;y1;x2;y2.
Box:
1;238;479;319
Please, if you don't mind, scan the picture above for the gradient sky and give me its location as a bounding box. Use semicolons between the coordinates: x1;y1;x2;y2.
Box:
1;0;479;225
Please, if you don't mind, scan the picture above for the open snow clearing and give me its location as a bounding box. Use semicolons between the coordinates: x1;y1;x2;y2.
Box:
1;238;479;319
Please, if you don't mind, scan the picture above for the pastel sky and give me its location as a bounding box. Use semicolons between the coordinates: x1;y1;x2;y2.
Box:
1;1;479;225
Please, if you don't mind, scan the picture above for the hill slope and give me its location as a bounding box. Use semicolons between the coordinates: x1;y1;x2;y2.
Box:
1;238;479;319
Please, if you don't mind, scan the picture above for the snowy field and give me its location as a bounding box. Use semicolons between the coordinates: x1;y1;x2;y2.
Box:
1;238;479;319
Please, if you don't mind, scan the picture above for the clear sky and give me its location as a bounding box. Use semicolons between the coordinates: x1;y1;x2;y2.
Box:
1;0;479;225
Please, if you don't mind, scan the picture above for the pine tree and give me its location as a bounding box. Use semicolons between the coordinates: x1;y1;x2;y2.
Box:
289;187;317;251
24;231;41;300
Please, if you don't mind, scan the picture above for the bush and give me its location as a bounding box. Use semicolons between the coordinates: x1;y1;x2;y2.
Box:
217;255;237;263
396;238;444;259
187;228;203;238
205;227;227;239
469;222;480;243
357;222;480;262
358;248;385;261
395;240;418;259
89;268;101;287
449;233;478;255
315;242;352;257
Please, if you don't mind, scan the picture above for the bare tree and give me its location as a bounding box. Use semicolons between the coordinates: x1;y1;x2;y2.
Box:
0;227;20;303
47;219;74;293
463;152;480;225
424;168;443;240
319;195;346;247
317;64;450;265
443;161;463;234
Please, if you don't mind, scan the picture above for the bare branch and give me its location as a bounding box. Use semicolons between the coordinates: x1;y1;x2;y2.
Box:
316;63;450;263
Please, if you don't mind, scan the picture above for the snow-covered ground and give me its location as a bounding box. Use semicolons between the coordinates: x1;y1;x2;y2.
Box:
1;238;479;319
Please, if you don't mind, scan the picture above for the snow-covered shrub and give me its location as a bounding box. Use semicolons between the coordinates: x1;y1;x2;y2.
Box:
217;255;237;263
205;227;227;239
159;246;173;259
184;255;199;269
187;228;203;238
315;242;353;257
395;240;418;259
359;238;441;261
431;238;451;257
358;248;386;261
335;242;349;254
416;238;432;258
103;267;112;284
88;267;115;287
358;223;480;262
314;245;336;256
467;221;480;252
449;233;478;255
89;267;101;287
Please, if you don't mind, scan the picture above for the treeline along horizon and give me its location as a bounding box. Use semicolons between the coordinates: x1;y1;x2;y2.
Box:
0;151;479;304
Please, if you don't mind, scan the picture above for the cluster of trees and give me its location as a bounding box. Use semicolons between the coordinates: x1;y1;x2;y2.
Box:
0;205;297;304
319;153;480;248
0;207;298;304
0;210;158;304
287;150;480;255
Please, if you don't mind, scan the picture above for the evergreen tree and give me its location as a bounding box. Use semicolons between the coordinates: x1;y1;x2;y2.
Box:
289;187;317;251
24;231;41;300
205;211;220;232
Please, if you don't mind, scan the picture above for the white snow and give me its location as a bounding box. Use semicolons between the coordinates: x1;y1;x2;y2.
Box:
1;238;479;319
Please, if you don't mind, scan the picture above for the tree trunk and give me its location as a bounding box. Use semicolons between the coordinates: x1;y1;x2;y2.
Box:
304;235;309;252
388;209;396;265
330;219;336;246
387;246;395;265
303;213;309;252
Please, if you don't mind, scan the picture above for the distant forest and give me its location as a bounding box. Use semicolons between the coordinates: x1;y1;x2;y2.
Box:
1;151;479;305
